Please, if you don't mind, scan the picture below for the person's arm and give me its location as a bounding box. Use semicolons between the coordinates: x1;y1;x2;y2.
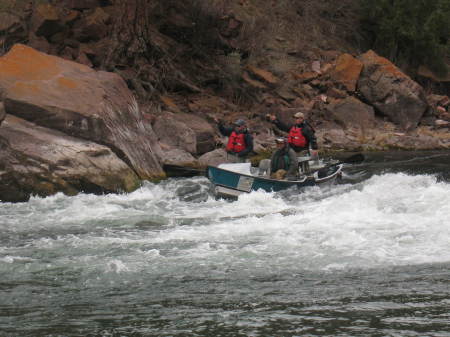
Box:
302;124;318;150
218;122;233;137
273;119;291;133
237;133;254;157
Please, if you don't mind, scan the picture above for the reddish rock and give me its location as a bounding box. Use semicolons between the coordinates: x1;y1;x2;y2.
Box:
160;95;182;113
329;53;363;92
292;71;319;83
242;72;267;89
326;87;347;99
358;50;428;130
0;44;163;180
246;65;279;85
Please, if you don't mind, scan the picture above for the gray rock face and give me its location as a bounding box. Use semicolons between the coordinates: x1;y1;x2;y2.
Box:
154;112;197;154
0;115;140;202
198;148;227;167
358;50;428;130
162;149;198;166
175;113;216;155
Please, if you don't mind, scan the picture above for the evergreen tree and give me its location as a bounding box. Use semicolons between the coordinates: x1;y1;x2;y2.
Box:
361;0;449;76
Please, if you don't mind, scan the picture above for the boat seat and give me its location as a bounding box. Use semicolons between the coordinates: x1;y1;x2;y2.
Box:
258;159;271;177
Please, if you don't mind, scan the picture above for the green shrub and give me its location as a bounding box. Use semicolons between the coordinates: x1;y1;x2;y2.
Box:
360;0;449;76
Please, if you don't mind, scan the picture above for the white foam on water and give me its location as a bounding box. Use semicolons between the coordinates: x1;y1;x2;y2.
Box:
105;259;130;273
1;173;449;273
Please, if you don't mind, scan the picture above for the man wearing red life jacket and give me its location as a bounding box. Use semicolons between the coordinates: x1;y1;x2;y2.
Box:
218;119;254;163
267;111;318;158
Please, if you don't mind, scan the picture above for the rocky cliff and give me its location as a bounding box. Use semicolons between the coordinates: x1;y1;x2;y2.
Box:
0;0;449;202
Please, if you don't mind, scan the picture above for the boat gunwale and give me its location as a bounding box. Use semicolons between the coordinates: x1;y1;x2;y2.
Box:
207;164;343;184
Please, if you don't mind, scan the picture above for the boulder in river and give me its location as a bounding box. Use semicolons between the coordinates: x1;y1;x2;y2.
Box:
0;115;140;203
0;44;163;180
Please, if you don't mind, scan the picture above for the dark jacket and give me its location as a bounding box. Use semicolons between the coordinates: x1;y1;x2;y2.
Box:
270;145;298;177
273;119;318;151
218;123;254;157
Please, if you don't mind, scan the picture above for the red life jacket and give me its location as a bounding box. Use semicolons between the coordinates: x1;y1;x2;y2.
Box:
288;126;307;148
226;131;246;153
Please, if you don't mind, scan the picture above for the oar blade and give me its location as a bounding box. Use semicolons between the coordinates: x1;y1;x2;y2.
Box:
163;164;206;177
342;153;365;164
316;153;364;178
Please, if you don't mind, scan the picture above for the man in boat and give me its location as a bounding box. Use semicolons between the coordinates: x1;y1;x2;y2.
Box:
266;111;318;158
270;137;299;180
218;118;254;163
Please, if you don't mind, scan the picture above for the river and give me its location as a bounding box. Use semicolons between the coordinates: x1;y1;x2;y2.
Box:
1;151;449;337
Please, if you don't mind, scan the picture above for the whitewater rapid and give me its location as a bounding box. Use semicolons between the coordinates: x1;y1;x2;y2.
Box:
2;162;450;336
2;172;449;276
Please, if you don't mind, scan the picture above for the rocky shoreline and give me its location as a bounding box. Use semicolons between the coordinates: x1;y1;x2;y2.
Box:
0;1;448;202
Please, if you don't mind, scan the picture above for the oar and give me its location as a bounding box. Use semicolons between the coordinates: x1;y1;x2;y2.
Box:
316;153;365;177
333;153;365;165
163;164;207;177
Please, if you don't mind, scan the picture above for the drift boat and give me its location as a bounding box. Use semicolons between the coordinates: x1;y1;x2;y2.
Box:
207;156;345;198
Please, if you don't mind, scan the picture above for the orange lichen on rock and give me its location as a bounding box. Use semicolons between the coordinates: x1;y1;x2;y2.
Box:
330;53;363;92
9;82;42;96
360;50;407;79
57;77;78;89
0;44;60;81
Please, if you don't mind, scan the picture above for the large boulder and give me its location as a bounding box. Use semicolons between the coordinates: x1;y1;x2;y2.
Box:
327;96;376;130
162;149;199;167
317;127;361;151
198;148;227;167
328;53;363;92
0;44;163;180
175;113;216;155
153;112;197;154
357;50;428;130
0;115;140;202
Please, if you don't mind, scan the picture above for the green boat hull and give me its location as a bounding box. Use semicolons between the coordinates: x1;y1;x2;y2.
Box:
207;164;342;198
